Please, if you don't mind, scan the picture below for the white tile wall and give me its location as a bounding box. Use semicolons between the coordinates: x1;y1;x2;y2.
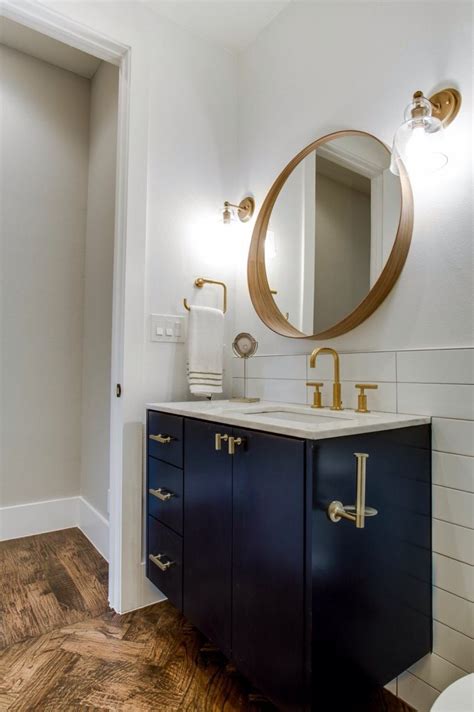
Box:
432;452;474;492
432;418;474;457
433;588;473;638
232;347;474;708
397;349;474;385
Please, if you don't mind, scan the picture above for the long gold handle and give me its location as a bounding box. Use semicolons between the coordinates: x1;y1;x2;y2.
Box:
149;487;175;502
149;553;175;571
228;436;245;455
354;452;368;528
149;434;173;444
215;433;229;451
327;453;377;529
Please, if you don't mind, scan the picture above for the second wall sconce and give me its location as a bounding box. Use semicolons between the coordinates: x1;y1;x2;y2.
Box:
223;196;255;224
391;87;462;176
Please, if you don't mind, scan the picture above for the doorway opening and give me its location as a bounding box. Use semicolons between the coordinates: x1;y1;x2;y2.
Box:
0;6;129;622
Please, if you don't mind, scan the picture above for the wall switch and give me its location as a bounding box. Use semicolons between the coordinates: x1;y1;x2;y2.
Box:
151;314;186;343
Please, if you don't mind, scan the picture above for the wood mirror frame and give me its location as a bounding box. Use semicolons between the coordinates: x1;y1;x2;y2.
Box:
247;130;414;340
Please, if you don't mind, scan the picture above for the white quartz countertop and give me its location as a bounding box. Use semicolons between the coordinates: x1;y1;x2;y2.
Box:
146;400;431;440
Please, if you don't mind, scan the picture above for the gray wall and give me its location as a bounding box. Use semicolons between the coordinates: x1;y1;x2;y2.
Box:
314;173;370;333
1;46;117;518
81;61;118;518
1;45;90;507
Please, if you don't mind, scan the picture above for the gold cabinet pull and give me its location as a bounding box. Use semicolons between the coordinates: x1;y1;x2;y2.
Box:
149;487;175;502
149;433;173;444
355;384;378;413
215;433;229;451
327;453;378;529
149;553;175;572
228;436;245;455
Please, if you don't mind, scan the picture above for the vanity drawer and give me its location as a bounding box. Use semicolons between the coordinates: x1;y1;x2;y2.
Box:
147;517;183;611
147;411;183;468
148;457;183;534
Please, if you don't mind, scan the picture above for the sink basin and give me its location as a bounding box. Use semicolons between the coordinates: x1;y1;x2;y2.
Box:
213;404;366;426
236;409;352;425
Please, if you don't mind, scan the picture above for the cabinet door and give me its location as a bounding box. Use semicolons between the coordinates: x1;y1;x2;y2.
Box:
183;418;233;657
310;427;431;702
232;429;306;711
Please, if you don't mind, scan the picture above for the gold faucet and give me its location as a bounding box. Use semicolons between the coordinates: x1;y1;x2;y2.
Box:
309;347;343;410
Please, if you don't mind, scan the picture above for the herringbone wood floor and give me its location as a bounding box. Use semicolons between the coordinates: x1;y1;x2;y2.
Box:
0;530;415;711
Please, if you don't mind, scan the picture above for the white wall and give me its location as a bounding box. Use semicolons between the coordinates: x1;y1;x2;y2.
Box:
38;0;239;612
0;44;90;507
235;0;472;354
232;2;473;708
81;60;118;519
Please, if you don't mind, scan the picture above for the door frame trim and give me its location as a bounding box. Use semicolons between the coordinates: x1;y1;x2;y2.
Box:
1;0;131;611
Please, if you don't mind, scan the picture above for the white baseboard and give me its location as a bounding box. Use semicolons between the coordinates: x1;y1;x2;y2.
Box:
79;497;109;561
0;496;80;541
0;495;109;561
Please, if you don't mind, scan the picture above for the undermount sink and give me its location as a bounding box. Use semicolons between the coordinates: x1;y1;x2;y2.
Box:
234;409;353;425
212;404;373;425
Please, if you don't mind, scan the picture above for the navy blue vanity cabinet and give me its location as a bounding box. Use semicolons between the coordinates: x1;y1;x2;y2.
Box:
146;410;184;611
232;429;306;711
183;418;233;657
307;425;432;707
146;410;431;712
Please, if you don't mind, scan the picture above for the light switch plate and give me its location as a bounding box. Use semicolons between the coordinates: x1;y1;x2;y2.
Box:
150;314;186;343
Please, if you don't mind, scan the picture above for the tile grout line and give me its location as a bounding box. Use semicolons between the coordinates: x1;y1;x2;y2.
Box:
433;617;474;641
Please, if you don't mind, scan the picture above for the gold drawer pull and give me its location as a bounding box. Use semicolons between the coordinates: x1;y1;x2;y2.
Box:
149;553;175;571
327;453;378;529
149;433;173;444
215;433;229;451
228;436;245;455
149;487;175;502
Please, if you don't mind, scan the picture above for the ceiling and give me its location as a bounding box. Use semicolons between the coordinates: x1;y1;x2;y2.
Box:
146;1;292;54
0;16;101;78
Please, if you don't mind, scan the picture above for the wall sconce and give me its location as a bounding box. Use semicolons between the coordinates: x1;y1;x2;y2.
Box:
390;87;462;176
223;196;255;224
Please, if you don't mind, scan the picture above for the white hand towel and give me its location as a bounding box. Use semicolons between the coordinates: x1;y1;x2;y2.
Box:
187;305;224;396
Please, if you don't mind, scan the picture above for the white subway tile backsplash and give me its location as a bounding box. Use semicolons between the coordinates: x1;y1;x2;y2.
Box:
398;671;439;711
433;452;474;493
247;354;307;380
232;357;244;378
398;383;474;420
432;519;474;565
433;486;474;529
432;418;474;457
397;349;474;385
307;350;396;382
433;621;473;672
409;653;466;692
433;553;474;601
232;377;307;404
433;587;474;637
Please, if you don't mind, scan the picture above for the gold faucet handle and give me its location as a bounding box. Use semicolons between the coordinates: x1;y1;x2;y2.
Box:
306;382;324;409
355;384;378;413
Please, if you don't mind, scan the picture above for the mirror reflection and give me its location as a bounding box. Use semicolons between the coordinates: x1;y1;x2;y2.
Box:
264;135;402;334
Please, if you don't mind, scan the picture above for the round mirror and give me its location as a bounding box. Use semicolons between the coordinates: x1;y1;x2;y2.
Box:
248;130;413;339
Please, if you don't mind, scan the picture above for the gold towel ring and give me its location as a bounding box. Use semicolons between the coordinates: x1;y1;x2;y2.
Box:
183;278;227;314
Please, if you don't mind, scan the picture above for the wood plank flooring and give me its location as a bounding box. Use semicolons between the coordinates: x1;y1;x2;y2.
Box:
0;528;109;649
0;530;416;711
